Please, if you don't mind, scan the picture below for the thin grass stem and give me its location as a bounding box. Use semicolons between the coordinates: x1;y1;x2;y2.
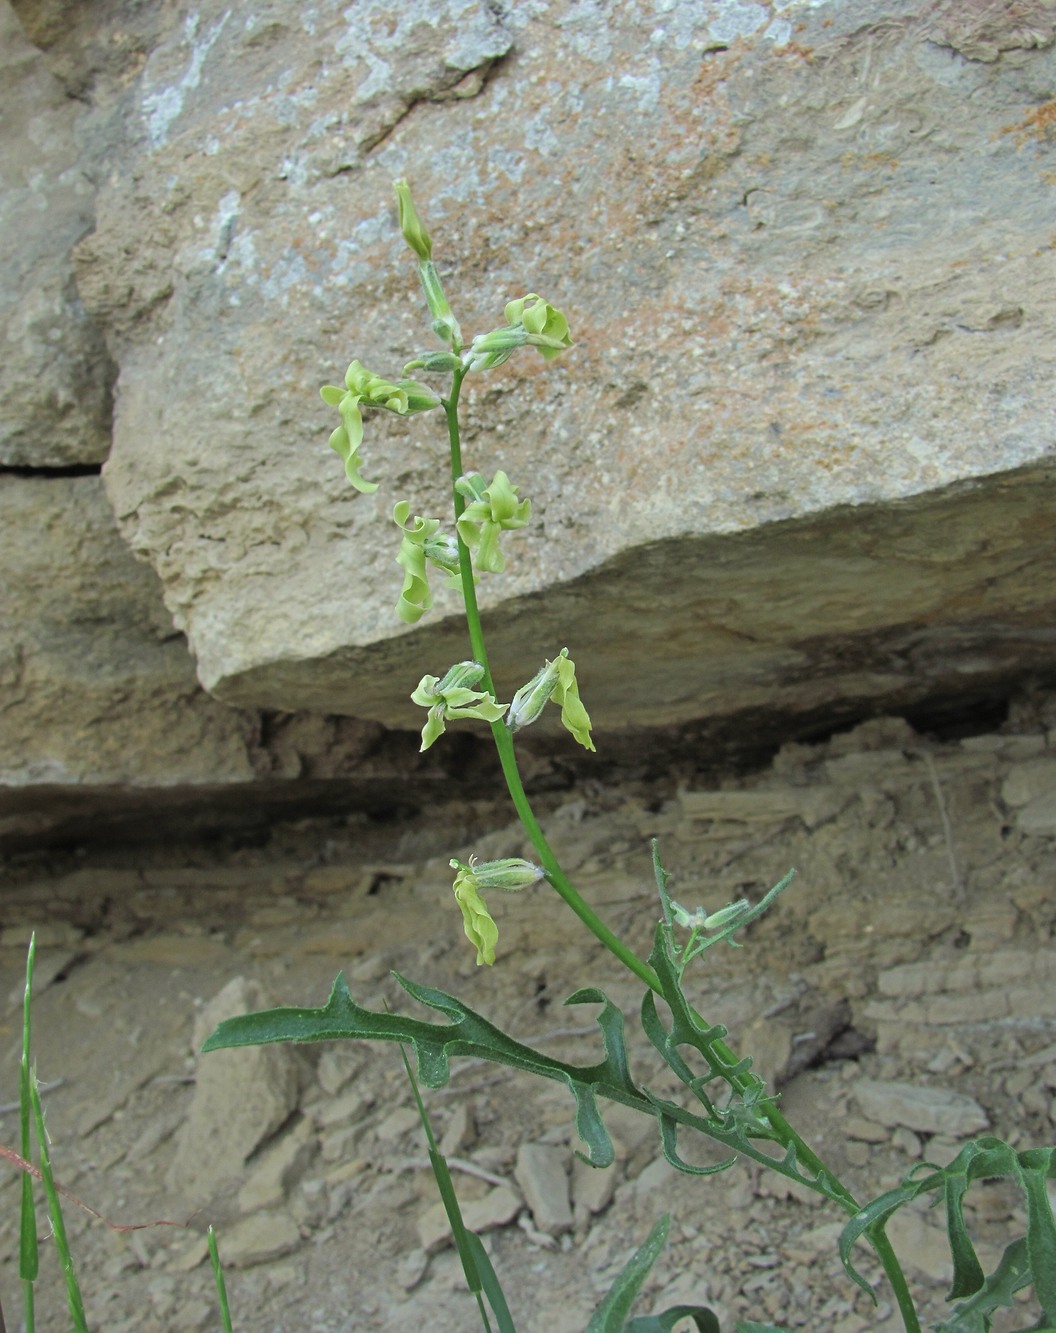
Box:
29;1070;88;1330
20;936;38;1333
207;1227;234;1333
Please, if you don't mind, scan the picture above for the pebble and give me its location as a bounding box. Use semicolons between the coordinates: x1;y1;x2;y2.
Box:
514;1142;573;1236
854;1079;988;1137
417;1184;523;1254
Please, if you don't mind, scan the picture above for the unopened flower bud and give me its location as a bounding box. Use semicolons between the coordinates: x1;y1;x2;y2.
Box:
404;351;463;374
507;659;560;732
393;178;432;260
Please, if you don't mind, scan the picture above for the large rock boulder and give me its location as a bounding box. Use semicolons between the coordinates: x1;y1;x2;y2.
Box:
4;0;1056;833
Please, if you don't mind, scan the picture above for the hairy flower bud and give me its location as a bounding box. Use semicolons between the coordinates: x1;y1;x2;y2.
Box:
506;648;595;752
450;856;546;965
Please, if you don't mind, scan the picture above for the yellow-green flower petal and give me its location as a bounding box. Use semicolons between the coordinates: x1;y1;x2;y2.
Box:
506;649;594;751
327;419;378;494
411;663;506;751
449;857;544;965
553;650;595;752
451;867;499;966
455;472;531;575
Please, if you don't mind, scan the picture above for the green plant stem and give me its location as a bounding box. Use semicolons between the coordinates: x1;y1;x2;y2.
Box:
442;371;918;1330
872;1230;921;1333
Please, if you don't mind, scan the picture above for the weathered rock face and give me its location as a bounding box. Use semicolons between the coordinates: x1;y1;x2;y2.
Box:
3;0;1056;837
0;3;115;465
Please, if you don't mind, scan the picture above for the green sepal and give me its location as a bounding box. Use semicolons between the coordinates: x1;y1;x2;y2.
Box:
393;178;432;260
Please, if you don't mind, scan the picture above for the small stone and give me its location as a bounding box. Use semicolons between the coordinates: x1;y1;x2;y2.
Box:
396;1246;430;1291
166;1234;209;1274
439;1102;477;1157
854;1079;988;1137
417;1185;523;1254
316;1049;359;1096
891;1125;922;1159
167;978;300;1203
373;1105;421;1143
571;1155;617;1229
1018;791;1056;836
514;1143;572;1236
886;1207;954;1284
842;1114;888;1143
218;1210;302;1268
313;1088;370;1129
1002;760;1056;808
631;1155;678;1200
238;1116;316;1214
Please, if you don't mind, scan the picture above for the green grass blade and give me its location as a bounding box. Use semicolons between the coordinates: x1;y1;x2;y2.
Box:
463;1231;516;1333
207;1226;234;1333
20;936;38;1333
585;1214;671;1333
29;1068;88;1332
398;1041;505;1330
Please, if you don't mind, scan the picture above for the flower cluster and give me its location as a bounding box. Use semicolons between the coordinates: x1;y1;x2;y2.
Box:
320;361;439;493
410;661;506;752
450;856;546;965
454;471;532;574
465;294;573;371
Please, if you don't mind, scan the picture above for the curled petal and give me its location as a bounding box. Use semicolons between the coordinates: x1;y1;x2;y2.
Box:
449;857;544;965
506;649;594;751
451;867;499;966
328;419;378;494
455;472;531;575
553;650;595;752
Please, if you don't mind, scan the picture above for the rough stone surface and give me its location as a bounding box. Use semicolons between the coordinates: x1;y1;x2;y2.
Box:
0;475;260;790
0;2;114;465
91;0;1056;723
214;1209;302;1269
167;977;301;1205
4;0;1056;815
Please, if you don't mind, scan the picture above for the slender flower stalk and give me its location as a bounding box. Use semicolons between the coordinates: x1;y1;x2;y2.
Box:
313;181;923;1332
438;359;926;1332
